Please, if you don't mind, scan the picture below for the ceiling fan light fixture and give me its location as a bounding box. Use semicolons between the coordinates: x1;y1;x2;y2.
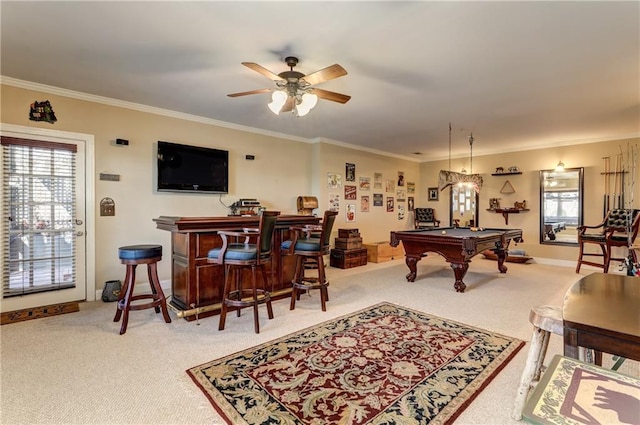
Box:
268;90;287;115
300;92;318;110
295;92;318;117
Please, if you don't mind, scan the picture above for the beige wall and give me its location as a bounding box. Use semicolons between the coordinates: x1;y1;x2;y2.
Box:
420;139;640;261
2;83;639;292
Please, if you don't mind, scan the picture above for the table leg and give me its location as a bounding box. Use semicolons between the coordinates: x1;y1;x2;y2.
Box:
405;256;420;282
563;327;579;359
450;262;468;292
495;249;509;273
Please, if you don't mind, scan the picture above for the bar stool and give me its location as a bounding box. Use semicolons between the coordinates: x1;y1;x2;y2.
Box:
113;244;171;335
282;210;338;312
208;211;280;333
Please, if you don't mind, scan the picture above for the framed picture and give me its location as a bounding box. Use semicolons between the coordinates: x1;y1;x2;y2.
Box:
373;193;383;206
359;177;370;191
344;185;357;200
428;187;439;201
373;172;383;189
346;204;356;222
345;163;355;182
361;195;370;212
327;173;342;189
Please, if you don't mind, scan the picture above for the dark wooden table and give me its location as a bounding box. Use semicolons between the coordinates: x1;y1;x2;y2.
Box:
390;227;523;292
563;273;640;362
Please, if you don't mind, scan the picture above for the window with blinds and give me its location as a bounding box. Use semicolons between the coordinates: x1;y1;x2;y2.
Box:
1;137;77;298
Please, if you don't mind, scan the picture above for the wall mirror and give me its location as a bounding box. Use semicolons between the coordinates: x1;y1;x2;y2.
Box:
539;167;584;245
449;185;479;227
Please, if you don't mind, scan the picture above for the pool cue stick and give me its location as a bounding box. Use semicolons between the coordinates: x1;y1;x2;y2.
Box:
603;156;610;216
617;152;623;208
612;155;618;208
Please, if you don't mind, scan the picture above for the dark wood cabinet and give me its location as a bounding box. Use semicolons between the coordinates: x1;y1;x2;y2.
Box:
154;215;321;321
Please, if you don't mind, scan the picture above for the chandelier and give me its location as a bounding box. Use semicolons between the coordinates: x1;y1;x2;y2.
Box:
438;123;483;193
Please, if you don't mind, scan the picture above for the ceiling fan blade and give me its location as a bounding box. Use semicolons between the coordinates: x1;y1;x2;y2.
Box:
302;64;347;85
281;97;296;113
227;88;271;97
312;88;351;104
242;62;283;81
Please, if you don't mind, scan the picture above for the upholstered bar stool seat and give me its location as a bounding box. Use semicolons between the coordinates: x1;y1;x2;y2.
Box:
113;244;171;335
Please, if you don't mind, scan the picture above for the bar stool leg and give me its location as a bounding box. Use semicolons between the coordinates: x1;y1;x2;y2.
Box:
218;264;232;331
147;261;171;323
113;264;133;323
260;265;274;320
317;256;328;312
146;262;161;314
115;264;138;335
290;256;304;310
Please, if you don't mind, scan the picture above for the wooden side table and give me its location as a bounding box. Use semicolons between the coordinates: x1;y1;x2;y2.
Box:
522;355;640;424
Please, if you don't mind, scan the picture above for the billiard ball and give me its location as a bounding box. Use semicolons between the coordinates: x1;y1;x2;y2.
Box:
441;230;446;234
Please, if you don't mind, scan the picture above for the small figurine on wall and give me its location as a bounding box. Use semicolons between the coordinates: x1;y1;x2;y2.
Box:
495;167;504;174
514;200;527;210
29;100;57;123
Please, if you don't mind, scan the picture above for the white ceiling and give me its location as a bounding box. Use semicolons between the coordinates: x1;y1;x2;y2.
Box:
2;1;639;161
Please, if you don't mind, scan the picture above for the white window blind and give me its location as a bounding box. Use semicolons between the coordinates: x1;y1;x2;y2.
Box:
2;137;77;297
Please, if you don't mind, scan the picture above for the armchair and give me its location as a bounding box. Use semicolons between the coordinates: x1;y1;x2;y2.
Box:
576;209;640;273
414;208;440;229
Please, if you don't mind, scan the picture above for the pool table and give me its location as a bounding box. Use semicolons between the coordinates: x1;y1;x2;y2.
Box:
543;221;566;240
390;227;524;292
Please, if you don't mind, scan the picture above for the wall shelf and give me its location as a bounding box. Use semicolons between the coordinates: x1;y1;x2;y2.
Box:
487;208;529;225
491;172;522;176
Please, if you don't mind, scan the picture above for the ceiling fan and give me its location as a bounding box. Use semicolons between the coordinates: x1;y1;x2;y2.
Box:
227;56;351;116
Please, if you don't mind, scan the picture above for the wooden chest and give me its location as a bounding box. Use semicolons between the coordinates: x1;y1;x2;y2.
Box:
363;241;404;263
335;237;363;250
338;228;360;238
330;248;368;269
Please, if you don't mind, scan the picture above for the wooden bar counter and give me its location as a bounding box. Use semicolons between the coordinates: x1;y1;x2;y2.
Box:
153;215;320;321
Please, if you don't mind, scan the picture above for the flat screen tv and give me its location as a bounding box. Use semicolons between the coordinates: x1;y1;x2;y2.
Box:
157;141;229;193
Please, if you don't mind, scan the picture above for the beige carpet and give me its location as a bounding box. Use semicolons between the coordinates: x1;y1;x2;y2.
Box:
1;256;637;424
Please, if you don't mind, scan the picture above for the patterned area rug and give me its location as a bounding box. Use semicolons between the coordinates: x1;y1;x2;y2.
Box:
187;303;524;424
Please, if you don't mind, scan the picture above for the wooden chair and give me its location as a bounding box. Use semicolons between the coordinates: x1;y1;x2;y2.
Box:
414;207;440;229
207;211;280;333
576;208;640;273
282;210;338;312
